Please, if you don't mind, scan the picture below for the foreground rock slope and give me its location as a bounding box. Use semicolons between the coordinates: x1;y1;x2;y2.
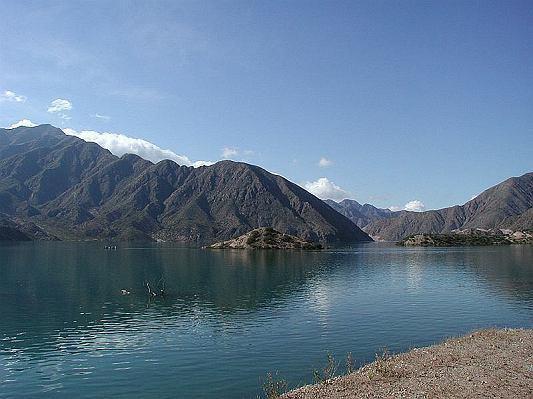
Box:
284;329;533;399
207;227;323;249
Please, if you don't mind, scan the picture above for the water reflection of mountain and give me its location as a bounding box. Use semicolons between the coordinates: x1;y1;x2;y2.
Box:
458;245;533;303
390;245;533;304
0;242;351;356
0;242;531;359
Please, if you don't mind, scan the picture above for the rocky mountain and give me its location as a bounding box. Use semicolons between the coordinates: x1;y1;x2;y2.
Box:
363;172;533;241
0;125;371;244
0;214;58;241
324;199;396;228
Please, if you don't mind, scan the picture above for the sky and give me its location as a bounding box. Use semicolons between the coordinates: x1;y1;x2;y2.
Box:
1;0;532;211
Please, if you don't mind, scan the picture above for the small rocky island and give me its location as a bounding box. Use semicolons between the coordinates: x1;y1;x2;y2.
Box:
398;228;533;247
206;227;323;250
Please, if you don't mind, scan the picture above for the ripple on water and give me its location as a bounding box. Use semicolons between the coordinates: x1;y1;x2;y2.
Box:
0;243;531;399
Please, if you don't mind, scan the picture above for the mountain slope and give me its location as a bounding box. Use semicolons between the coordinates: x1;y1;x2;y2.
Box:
363;173;533;240
0;125;371;244
324;199;396;228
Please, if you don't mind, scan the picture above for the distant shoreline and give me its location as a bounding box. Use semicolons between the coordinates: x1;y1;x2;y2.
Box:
282;328;533;399
397;230;533;247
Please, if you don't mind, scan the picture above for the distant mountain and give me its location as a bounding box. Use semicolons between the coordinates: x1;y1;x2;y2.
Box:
0;125;371;244
324;199;396;228
363;173;533;241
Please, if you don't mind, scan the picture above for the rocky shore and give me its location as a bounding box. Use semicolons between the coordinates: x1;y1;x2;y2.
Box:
398;229;533;246
283;329;532;399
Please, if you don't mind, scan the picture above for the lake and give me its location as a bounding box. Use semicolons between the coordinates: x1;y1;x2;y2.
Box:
0;242;532;398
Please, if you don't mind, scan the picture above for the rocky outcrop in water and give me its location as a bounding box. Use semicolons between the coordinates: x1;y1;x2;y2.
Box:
207;227;323;249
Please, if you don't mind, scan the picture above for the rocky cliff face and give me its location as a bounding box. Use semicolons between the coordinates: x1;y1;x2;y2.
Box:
0;125;371;244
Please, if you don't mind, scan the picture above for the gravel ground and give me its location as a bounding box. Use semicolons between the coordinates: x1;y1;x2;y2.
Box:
283;329;533;399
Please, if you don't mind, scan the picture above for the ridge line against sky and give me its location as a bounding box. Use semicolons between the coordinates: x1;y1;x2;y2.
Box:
1;1;532;210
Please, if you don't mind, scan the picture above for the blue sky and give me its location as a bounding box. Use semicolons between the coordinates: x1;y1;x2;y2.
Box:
1;1;532;210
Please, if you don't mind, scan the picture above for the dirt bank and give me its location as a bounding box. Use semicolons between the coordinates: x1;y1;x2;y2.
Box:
283;329;532;399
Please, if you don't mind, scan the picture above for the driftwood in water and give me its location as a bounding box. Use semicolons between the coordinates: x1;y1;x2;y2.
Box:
145;280;166;298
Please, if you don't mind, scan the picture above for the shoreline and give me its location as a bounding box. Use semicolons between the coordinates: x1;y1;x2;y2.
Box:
282;328;532;398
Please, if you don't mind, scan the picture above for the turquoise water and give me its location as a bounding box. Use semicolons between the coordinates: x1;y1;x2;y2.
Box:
0;242;532;398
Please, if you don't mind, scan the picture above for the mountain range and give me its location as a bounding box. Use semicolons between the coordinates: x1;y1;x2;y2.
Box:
326;173;533;241
0;125;371;244
324;199;395;229
1;125;531;244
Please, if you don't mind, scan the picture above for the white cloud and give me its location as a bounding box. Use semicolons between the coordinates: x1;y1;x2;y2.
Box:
404;200;425;212
389;200;426;212
92;113;110;121
47;98;72;113
7;119;37;128
62;128;213;167
191;160;214;168
318;157;332;167
1;90;26;103
304;177;350;201
221;147;238;159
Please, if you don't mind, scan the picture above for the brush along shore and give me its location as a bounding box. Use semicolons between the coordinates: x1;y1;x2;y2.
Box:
282;329;532;399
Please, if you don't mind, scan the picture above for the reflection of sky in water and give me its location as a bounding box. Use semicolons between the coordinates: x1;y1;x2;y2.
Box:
0;242;531;398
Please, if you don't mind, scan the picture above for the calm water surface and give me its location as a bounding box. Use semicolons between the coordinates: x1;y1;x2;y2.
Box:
0;242;532;398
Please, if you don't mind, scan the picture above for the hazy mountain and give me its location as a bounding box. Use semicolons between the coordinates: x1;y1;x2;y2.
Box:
0;125;371;244
363;173;533;240
324;199;396;228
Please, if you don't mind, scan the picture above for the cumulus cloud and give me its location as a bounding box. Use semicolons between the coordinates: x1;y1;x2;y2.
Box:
1;90;26;103
8;119;37;128
62;128;213;167
47;98;72;113
221;147;238;159
404;200;426;212
318;157;332;167
389;200;426;212
304;177;350;201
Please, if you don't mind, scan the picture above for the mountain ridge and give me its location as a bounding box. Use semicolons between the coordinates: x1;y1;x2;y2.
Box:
0;125;371;244
327;173;533;241
324;199;396;229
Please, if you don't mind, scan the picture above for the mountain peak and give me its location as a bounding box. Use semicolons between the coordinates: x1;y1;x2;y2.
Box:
363;172;533;240
0;124;371;244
